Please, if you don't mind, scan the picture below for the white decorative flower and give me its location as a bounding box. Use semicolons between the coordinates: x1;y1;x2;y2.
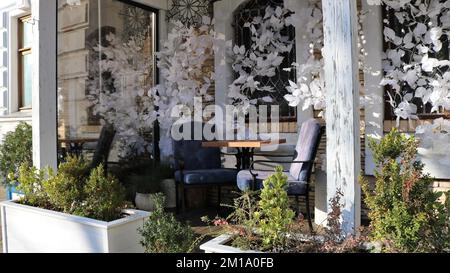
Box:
366;0;382;6
394;100;418;127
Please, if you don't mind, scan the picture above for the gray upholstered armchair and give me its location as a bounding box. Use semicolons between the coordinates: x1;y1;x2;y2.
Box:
173;139;238;213
236;119;324;232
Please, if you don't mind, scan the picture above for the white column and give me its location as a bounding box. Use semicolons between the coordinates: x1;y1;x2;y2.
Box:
362;2;384;175
322;0;361;234
31;0;57;170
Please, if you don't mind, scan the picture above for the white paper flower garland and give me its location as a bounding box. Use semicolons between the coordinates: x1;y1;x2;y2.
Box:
149;19;215;134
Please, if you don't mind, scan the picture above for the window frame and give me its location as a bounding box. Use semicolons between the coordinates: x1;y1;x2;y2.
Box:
18;14;32;110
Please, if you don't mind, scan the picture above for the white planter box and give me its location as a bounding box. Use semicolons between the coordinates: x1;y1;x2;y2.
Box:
200;234;261;253
1;201;150;253
201;234;376;253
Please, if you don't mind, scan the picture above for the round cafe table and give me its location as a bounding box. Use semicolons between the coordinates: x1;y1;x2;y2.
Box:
202;139;287;170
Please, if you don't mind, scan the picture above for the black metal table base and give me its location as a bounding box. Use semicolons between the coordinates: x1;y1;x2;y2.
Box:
235;147;255;170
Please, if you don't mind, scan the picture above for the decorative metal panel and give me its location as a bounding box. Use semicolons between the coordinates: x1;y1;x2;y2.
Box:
167;0;213;27
233;0;297;120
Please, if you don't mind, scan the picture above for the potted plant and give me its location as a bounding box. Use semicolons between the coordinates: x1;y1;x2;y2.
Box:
133;170;161;212
127;163;174;211
0;156;150;253
138;193;199;253
0;122;32;200
200;167;370;253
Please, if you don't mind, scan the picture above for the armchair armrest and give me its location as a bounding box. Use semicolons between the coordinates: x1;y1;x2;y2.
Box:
251;153;296;158
249;159;314;176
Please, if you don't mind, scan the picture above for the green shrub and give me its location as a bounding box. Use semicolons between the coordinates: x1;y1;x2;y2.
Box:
81;165;126;222
45;156;89;214
16;164;51;209
16;156;126;222
360;129;450;252
139;193;197;253
0;122;32;187
254;166;295;249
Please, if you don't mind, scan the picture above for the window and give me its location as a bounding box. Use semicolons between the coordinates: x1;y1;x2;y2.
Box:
383;5;449;120
18;15;32;109
233;0;297;121
57;0;158;164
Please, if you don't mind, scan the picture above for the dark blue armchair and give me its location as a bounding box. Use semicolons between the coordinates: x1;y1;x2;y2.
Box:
236;119;324;232
173;136;238;213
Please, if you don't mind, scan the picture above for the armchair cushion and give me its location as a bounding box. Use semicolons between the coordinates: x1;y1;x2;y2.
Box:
175;169;238;185
289;119;322;182
237;170;307;195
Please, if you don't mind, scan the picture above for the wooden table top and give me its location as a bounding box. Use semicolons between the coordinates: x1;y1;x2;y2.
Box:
202;139;287;148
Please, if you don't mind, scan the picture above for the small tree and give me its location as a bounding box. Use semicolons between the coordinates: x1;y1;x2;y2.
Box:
0;122;32;187
138;193;197;253
361;129;450;252
254;166;295;249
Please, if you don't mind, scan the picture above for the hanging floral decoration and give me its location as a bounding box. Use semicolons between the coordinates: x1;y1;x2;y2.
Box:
88;34;156;158
283;0;369;118
284;0;449;165
376;0;450;125
283;0;325;116
228;5;294;113
149;18;215;135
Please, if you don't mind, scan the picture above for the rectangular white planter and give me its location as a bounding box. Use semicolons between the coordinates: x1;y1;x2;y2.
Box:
200;234;260;253
201;234;375;253
1;201;150;253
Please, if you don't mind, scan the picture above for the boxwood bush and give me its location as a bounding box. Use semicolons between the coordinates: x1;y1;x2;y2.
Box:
361;129;450;252
16;156;126;222
0;122;32;187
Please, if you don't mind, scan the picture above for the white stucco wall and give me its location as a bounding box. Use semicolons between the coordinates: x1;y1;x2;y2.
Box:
0;0;32;143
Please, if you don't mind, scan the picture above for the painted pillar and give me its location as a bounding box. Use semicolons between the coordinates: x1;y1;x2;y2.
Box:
31;0;57;170
322;0;361;234
362;1;384;176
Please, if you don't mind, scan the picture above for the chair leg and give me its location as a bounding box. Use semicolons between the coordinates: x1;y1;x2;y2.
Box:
180;183;186;213
305;193;314;234
251;174;258;191
294;195;300;215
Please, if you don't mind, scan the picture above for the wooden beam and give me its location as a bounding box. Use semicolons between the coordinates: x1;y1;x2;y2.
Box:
322;0;361;234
